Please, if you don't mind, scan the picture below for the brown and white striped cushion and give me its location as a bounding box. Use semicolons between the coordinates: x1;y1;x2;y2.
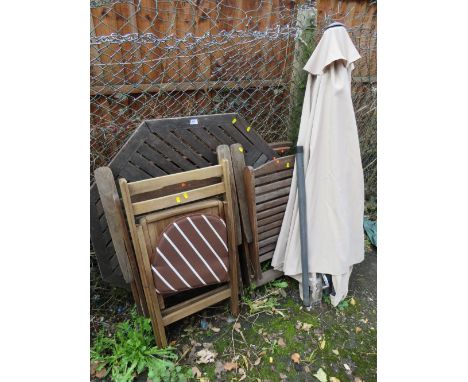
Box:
151;214;230;295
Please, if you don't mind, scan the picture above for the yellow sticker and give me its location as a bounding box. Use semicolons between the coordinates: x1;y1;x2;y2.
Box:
238;146;244;153
286;162;290;168
246;126;251;132
232;117;237;124
183;192;188;199
176;196;181;203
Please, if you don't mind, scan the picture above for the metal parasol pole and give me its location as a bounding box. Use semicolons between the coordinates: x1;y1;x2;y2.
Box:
296;146;310;308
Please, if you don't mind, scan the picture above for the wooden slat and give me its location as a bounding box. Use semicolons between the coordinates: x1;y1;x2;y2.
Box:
130;152;166;178
254;155;295;177
257;204;287;221
256;195;290;213
127;165;222;195
162;287;231;326
258;226;282;241
255;186;291;204
258;234;280;248
90;79;285;96
258;219;283;234
144;199;222;224
259;243;276;255
255;168;294;186
256;177;292;195
173;129;217;163
256;269;283;287
145;133;196;171
136;143;180;174
217;145;242;246
258;212;285;228
230;144;253;243
259;251;275;263
132;182;225;215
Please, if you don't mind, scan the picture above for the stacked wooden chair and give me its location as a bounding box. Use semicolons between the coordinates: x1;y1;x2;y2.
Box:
118;160;239;346
230;146;295;285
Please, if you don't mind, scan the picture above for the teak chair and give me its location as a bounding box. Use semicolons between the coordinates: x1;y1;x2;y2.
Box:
243;155;296;284
119;160;239;346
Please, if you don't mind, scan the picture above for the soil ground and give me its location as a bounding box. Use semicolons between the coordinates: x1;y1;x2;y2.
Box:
90;249;377;382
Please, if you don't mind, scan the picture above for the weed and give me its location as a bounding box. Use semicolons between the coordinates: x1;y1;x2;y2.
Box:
91;309;191;382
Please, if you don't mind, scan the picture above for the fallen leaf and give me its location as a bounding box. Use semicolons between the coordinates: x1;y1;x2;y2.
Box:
203;342;214;349
320;340;326;350
291;353;301;363
295;321;303;330
355;327;362;334
304;365;311;373
90;360;100;376
279;372;288;380
313;367;327;382
95;367;107;379
332;349;340;355
350;297;356;306
233;322;241;332
211;327;221;333
191;366;202;378
199;378;210;382
196;348;218;364
238;367;247;381
278;338;286;348
330;377;341;382
343;363;351;374
254;358;261;366
354;378;363;382
269;356;273;363
302;322;313;332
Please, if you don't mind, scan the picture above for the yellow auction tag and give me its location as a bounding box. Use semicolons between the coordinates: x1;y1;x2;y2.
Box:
246;126;251;132
238;146;244;153
286;162;290;168
176;196;181;203
232;117;237;124
183;192;188;199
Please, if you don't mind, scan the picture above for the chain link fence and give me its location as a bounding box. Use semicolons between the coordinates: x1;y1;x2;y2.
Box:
90;0;376;213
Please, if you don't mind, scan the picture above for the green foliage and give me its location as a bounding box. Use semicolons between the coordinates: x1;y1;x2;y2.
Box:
91;309;190;382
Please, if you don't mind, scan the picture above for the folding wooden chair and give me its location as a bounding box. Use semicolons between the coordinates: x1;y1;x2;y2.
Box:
119;160;239;346
243;155;296;284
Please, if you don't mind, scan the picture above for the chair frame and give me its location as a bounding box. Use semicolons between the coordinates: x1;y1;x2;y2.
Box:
119;160;239;346
243;155;296;285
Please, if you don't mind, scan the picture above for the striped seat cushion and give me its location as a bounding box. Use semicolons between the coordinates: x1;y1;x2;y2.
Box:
151;214;230;295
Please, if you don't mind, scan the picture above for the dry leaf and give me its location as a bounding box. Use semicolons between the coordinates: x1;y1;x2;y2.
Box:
354;378;363;382
199;378;210;382
313;368;327;382
343;364;351;373
95;367;107;379
279;373;288;380
301;323;313;332
350;297;356;306
211;327;221;333
223;361;238;371
254;358;262;366
196;348;218;364
355;327;362;334
330;377;341;382
233;322;241;332
320;340;326;350
304;365;311;373
191;366;202;378
278;338;286;348
90;360;100;376
332;349;340;355
291;353;301;363
295;321;302;330
238;367;247;381
269;356;273;363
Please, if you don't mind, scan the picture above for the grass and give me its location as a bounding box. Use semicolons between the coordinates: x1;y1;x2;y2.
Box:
91;252;377;382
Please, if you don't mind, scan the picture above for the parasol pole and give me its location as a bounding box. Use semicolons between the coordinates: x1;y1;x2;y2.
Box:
296;146;311;308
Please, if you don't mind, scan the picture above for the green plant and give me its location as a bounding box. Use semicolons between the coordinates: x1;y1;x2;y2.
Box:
91;309;190;382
